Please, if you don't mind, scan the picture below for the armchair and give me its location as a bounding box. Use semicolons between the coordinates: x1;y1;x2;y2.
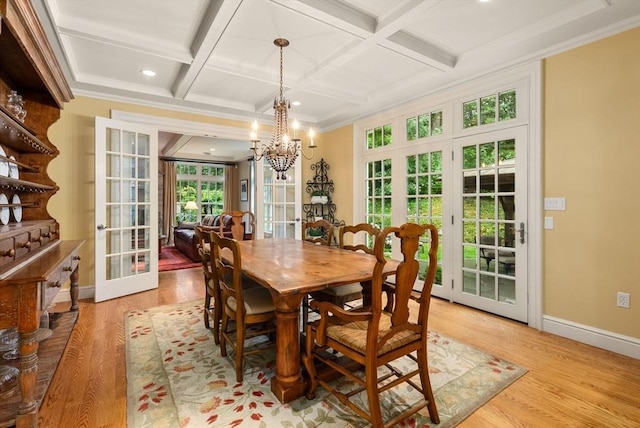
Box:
303;223;440;427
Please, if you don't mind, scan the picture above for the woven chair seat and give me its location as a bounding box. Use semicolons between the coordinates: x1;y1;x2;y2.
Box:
326;312;419;356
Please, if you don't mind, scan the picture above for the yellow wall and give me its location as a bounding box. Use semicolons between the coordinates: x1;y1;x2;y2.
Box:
543;27;640;337
300;125;355;224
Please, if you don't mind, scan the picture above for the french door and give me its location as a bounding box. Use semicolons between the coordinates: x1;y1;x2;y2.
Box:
255;159;302;239
94;117;158;302
400;140;451;300
452;126;528;322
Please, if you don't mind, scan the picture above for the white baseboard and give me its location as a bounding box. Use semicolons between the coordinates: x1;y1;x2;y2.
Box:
52;285;95;306
543;315;640;360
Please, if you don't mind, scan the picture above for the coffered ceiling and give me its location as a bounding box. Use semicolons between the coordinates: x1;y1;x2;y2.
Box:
34;0;639;161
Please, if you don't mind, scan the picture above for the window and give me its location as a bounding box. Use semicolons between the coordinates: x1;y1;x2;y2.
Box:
365;158;393;253
463;89;516;129
406;110;443;141
176;163;225;222
366;124;393;149
406;151;444;284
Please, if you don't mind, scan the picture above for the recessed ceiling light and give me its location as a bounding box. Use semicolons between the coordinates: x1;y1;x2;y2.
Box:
141;69;156;77
292;101;301;106
209;148;215;152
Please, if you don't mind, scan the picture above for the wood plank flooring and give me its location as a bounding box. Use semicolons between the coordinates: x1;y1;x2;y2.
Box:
38;267;640;427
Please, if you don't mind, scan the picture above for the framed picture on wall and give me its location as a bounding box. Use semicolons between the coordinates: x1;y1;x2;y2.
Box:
240;179;248;202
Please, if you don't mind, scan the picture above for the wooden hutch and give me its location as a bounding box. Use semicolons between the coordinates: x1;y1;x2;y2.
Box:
0;1;82;426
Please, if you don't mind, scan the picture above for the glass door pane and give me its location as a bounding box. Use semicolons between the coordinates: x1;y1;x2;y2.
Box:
262;163;301;239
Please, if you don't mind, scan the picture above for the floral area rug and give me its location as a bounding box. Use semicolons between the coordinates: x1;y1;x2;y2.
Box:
125;301;526;427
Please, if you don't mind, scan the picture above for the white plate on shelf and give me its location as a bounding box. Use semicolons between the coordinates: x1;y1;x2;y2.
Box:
8;156;18;179
0;194;8;225
0;146;8;177
12;194;21;223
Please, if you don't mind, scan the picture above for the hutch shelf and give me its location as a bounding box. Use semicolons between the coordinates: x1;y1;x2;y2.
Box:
0;1;80;427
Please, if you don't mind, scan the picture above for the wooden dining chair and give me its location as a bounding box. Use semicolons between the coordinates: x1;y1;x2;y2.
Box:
301;218;335;326
195;226;220;343
209;230;276;382
302;223;440;427
309;223;380;311
302;218;334;246
218;210;256;240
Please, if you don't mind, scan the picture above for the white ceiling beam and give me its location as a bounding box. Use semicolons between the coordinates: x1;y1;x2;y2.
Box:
53;16;192;63
272;0;376;38
172;0;243;99
161;134;193;157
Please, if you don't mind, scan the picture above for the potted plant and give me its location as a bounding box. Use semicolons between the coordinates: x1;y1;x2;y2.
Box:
310;189;329;204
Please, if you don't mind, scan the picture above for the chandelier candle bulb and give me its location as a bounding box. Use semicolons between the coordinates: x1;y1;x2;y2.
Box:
293;120;299;139
308;129;316;148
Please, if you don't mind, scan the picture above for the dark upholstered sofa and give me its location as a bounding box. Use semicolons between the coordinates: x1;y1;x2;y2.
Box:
173;214;236;261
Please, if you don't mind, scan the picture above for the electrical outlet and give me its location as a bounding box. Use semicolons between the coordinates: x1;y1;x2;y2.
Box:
617;292;630;309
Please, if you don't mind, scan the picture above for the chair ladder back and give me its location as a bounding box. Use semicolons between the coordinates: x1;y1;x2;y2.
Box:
195;226;211;274
302;218;334;246
219;210;255;240
338;223;380;254
209;231;244;312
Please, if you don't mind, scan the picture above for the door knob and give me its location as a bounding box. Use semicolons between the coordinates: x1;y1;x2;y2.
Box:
97;224;108;230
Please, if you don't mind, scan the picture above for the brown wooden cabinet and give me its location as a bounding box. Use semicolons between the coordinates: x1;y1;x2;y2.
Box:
0;1;79;426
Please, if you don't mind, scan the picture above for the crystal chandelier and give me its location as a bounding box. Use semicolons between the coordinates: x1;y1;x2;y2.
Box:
250;38;316;180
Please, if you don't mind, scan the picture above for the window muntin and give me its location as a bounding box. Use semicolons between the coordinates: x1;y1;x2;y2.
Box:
463;89;516;129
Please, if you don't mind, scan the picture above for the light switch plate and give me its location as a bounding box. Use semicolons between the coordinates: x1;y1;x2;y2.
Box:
544;216;554;229
544;197;566;211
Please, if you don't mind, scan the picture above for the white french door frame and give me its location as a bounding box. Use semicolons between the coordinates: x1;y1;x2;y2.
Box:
95;117;158;302
452;125;529;322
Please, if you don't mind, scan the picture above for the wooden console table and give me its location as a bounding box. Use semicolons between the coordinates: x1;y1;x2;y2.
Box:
0;240;84;427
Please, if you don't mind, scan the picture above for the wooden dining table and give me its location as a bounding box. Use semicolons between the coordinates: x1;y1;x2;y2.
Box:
224;238;398;404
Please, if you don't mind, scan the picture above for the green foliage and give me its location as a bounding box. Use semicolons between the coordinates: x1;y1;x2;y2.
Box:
406;110;441;141
463;89;516;129
366;124;392;148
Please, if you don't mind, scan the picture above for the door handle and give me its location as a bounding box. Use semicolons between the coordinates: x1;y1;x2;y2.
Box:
518;222;525;244
97;224;108;230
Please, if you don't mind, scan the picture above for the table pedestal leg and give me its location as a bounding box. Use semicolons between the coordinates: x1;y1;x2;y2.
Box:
270;292;307;403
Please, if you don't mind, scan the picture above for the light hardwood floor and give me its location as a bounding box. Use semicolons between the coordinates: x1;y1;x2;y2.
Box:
39;267;640;427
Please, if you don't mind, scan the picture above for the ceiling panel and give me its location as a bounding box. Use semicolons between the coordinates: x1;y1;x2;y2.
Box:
63;36;184;93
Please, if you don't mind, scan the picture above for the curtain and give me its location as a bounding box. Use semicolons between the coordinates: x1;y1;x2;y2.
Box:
224;165;238;211
163;160;177;244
